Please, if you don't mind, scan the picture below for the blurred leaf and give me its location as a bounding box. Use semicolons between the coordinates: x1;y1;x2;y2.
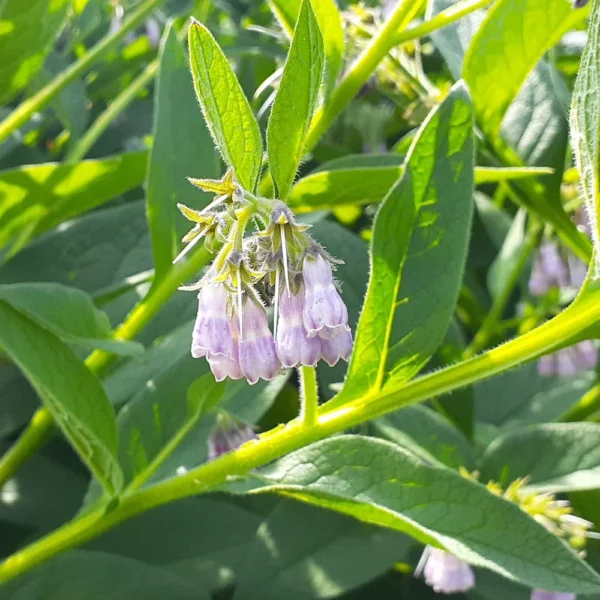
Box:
0;283;143;356
570;0;600;269
480;423;600;492
0;364;38;439
268;0;344;95
234;435;600;593
0;300;122;495
332;83;474;406
0;151;147;258
373;404;475;469
0;0;70;105
463;0;582;140
233;499;411;600
267;0;324;199
474;192;513;250
147;24;219;280
0;551;210;600
188;21;262;191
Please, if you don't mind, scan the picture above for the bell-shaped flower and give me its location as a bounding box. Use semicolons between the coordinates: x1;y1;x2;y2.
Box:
276;285;321;368
320;326;353;367
207;415;257;461
302;254;349;338
415;547;475;594
238;300;281;384
191;283;233;359
207;317;243;382
531;591;576;600
529;242;569;297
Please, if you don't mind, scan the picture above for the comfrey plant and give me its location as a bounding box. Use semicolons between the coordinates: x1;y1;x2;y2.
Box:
178;177;352;384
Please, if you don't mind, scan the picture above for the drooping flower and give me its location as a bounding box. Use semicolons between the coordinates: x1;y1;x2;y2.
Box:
529;242;569;297
191;283;233;359
415;547;475;595
320;326;353;367
531;590;576;600
207;317;243;382
238;299;281;384
537;341;597;378
275;284;321;368
302;253;350;338
207;415;258;461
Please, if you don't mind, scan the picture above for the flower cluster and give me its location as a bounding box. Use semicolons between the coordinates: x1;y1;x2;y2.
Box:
176;169;352;385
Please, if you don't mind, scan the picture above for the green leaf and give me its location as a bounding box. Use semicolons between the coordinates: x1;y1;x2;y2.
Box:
0;300;122;495
570;0;600;270
373;404;475;470
479;423;600;492
0;550;210;600
463;0;583;140
0;283;143;356
232;499;411;600
0;151;147;258
236;435;600;593
0;0;70;105
147;24;219;280
288;164;549;213
267;0;324;199
332;82;474;405
188;20;263;192
268;0;344;95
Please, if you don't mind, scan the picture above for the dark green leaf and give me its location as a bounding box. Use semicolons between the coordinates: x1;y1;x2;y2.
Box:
0;300;122;495
188;21;263;191
147;24;219;280
332;82;474;405
0;0;70;105
480;423;600;492
236;435;600;593
267;0;324;199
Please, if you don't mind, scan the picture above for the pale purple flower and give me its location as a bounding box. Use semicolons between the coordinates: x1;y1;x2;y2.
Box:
276;285;321;368
529;242;569;297
191;283;233;359
320;326;353;367
207;317;243;382
531;590;576;600
207;417;258;461
415;547;475;595
302;254;349;338
538;342;597;377
238;300;281;384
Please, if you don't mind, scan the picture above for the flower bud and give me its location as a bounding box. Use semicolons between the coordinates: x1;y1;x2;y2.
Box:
239;300;281;384
415;547;475;594
320;326;353;367
302;254;349;338
207;416;257;461
531;591;576;600
276;285;322;368
192;283;233;359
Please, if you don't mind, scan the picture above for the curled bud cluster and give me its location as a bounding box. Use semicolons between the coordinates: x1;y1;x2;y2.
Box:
177;170;353;385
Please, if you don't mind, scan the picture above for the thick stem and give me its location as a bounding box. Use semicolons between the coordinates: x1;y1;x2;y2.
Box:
2;286;599;585
0;0;162;145
299;366;319;427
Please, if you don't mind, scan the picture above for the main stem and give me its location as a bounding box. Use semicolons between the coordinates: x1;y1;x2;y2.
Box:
2;286;599;585
0;0;162;145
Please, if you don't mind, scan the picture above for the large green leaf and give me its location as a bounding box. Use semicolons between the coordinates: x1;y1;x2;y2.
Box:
235;436;600;593
0;0;70;105
232;499;411;600
147;24;219;280
0;283;143;356
0;551;209;600
463;0;583;140
480;423;600;492
570;0;600;269
268;0;344;95
267;0;324;199
332;82;474;406
188;21;263;192
0;300;122;495
0;151;147;258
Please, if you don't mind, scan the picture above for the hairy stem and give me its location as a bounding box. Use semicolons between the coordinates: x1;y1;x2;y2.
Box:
299;366;319;427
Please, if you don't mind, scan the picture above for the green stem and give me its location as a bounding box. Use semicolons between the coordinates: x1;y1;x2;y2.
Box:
464;222;541;357
2;286;600;584
303;0;426;154
299;366;319;427
0;246;211;489
66;60;159;162
392;0;493;45
0;0;162;145
560;381;600;422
